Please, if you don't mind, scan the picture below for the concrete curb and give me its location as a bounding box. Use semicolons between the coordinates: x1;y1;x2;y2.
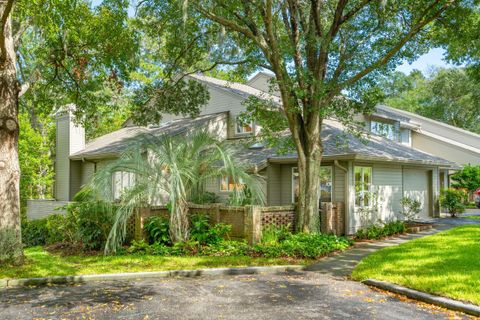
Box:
363;279;480;317
1;265;304;288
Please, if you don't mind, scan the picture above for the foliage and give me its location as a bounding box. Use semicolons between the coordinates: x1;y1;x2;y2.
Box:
45;214;76;245
14;0;139;134
22;219;49;247
355;221;406;240
254;233;352;259
440;188;466;217
144;216;171;245
65;201;115;251
189;192;217;204
352;225;480;305
399;197;422;222
0;228;23;265
261;224;292;246
189;214;231;246
451;165;480;192
89;130;265;254
380;68;480;134
200;240;251;257
18;113;54;218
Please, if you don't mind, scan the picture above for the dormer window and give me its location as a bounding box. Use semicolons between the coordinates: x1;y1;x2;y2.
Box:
235;116;254;135
371;120;397;141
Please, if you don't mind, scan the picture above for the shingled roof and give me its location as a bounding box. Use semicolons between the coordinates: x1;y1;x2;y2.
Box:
70;112;228;160
226;119;456;170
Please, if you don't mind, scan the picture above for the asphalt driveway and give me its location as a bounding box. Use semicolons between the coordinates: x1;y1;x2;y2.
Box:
0;272;468;319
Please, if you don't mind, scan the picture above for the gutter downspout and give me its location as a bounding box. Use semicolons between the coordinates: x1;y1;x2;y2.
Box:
334;160;348;235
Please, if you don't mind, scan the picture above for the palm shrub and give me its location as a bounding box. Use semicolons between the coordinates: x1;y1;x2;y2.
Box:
89;130;265;254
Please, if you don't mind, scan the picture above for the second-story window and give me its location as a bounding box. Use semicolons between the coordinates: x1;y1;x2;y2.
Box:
235;116;254;135
370;121;397;141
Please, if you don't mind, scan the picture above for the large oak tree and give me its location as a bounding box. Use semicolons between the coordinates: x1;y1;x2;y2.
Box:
137;0;470;232
0;0;138;256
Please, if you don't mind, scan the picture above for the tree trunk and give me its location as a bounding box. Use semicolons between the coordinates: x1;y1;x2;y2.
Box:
296;148;322;233
0;5;21;244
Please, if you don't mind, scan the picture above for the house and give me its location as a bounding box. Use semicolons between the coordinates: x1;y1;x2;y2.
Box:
28;72;478;234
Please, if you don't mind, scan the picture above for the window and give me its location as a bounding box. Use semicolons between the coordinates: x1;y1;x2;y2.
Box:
112;171;135;200
235;117;254;135
370;120;397;141
291;167;333;204
220;176;244;192
354;166;372;207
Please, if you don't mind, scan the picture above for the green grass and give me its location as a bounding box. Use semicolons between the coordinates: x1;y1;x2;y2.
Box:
352;225;480;305
463;215;480;220
0;247;308;280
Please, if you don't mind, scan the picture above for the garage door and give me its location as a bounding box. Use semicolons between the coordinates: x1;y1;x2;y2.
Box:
403;169;431;219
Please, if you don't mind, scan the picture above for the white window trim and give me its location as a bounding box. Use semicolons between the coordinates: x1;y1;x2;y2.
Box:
354;166;373;208
370;120;398;141
291;166;333;204
234;116;254;135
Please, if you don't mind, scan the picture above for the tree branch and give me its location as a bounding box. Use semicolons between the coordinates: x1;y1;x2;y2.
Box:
342;1;454;88
195;5;268;52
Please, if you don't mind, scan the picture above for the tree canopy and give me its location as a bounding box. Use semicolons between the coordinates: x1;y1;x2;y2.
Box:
380;68;480;134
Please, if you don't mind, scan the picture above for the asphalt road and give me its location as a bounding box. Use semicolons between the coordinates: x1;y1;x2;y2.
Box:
0;271;468;320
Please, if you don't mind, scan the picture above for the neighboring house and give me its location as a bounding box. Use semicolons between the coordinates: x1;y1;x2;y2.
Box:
28;72;477;234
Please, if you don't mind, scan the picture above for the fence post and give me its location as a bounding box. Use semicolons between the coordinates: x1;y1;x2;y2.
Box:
214;203;221;224
245;205;262;245
135;207;151;241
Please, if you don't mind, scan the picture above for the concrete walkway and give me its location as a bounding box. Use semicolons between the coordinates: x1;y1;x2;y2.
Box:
305;222;457;278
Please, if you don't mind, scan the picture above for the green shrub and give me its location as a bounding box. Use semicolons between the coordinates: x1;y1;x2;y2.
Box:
189;192;217;204
45;214;77;244
22;219;48;247
201;240;251;256
144;216;170;245
190;214;231;245
355;220;406;240
66;201;115;251
441;188;466;217
261;224;292;245
254;233;352;259
0;228;23;264
400;197;422;221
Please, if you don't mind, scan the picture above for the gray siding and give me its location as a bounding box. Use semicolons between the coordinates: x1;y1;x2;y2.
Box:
373;163;403;222
267;164;282;205
81;162;95;187
27;200;70;220
333;163;346;202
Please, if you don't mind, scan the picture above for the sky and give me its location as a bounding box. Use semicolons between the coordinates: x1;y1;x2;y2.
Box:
396;48;457;75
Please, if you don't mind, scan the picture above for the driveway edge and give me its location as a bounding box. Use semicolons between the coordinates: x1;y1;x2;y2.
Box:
1;265;304;288
363;279;480;317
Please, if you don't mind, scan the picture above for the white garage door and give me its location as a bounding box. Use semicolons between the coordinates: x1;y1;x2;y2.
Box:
403;169;431;219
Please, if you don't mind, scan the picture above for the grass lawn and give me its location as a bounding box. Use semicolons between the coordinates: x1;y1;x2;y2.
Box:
352;225;480;305
463;215;480;220
0;247;309;280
